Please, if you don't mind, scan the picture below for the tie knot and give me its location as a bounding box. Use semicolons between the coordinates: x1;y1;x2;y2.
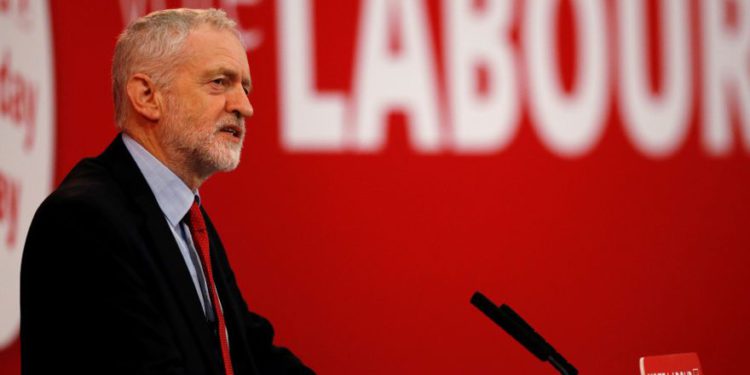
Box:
187;201;206;233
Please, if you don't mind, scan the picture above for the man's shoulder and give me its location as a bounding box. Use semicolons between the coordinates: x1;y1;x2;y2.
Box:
22;151;143;265
54;156;126;206
29;165;117;235
58;156;116;195
36;137;144;226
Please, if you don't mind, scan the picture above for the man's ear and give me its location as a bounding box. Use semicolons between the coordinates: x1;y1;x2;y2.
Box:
126;73;162;122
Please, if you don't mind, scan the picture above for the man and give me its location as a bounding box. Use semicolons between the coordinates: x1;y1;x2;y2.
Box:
20;8;314;375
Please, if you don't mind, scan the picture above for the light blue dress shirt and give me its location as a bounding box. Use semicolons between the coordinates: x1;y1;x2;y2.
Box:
122;133;214;321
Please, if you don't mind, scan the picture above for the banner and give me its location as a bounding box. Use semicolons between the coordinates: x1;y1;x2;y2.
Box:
0;0;54;353
1;1;749;373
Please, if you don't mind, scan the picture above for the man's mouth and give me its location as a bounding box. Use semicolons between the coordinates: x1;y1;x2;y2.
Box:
219;124;243;139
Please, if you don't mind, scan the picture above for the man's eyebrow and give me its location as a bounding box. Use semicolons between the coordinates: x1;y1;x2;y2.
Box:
203;67;251;91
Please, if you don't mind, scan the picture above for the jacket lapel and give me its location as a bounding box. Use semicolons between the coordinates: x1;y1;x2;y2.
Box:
202;207;260;374
98;135;223;373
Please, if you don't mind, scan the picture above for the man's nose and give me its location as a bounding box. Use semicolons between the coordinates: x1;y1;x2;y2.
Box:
227;87;253;118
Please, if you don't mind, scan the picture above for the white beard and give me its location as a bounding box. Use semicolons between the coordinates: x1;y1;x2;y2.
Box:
160;97;245;178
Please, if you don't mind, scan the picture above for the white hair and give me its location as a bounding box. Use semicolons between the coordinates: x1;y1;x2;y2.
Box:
112;8;240;128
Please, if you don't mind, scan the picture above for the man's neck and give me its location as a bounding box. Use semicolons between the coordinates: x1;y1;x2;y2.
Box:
121;129;208;190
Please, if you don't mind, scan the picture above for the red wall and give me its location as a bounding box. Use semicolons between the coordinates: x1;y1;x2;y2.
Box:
2;0;750;373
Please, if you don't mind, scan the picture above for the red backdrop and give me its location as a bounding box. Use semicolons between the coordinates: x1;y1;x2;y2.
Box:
2;0;750;373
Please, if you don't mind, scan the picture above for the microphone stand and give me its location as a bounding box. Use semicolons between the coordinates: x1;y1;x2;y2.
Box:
470;291;578;375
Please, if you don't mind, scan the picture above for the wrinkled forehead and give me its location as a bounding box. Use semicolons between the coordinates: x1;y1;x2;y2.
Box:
181;25;251;77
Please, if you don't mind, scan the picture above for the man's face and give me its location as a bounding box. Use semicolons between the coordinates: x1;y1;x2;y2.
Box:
159;25;253;178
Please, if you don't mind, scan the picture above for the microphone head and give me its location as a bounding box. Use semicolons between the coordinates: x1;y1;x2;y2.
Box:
470;291;550;360
470;291;578;375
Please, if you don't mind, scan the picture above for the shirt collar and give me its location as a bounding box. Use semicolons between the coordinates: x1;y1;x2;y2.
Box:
122;133;199;226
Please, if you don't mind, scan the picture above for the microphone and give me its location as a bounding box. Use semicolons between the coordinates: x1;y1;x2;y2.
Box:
470;291;578;375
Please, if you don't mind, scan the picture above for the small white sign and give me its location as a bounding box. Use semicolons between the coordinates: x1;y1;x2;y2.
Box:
0;0;55;349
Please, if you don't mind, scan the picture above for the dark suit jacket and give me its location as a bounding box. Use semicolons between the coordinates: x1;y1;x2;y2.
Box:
20;135;314;375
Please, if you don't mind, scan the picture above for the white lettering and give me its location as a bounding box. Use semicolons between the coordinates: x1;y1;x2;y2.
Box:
118;0;166;26
619;0;691;157
702;0;750;154
525;0;608;157
443;0;520;152
278;0;347;150
220;0;264;50
351;0;441;152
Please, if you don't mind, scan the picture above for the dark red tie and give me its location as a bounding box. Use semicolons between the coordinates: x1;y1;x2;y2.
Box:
186;201;234;375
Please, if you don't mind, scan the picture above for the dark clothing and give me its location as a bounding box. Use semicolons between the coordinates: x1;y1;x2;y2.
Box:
21;135;314;375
